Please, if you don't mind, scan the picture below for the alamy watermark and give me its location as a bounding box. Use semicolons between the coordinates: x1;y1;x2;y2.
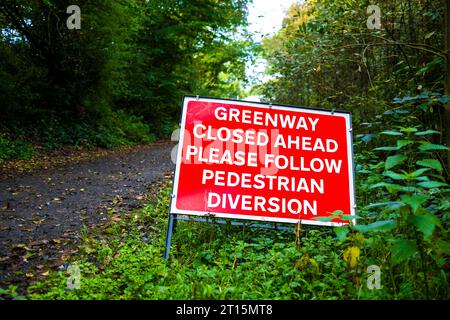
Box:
367;5;381;30
367;265;381;289
66;5;81;30
67;263;81;290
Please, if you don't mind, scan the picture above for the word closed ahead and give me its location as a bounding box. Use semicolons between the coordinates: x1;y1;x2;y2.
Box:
171;96;356;226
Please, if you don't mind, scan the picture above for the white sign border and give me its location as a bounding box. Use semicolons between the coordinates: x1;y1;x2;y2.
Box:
170;95;356;227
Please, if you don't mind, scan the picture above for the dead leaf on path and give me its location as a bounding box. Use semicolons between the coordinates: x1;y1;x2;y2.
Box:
111;215;122;222
41;271;50;276
32;218;45;225
12;243;32;251
1;202;12;210
0;256;9;262
29;239;48;247
25;273;34;278
51;239;61;245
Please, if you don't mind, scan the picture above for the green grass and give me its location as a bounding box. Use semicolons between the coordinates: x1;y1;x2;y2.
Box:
25;185;352;300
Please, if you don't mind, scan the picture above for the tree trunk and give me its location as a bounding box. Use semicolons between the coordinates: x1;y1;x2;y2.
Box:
445;0;450;178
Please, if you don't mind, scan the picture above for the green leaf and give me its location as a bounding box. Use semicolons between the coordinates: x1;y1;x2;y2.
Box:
436;240;450;256
385;154;407;170
334;227;349;241
366;201;402;210
400;194;427;213
383;171;407;180
408;168;430;178
439;95;450;104
391;240;417;265
424;31;435;39
313;216;335;222
408;213;439;240
417;181;449;188
381;130;403;136
369;182;393;189
339;214;360;221
374;146;400;151
414;130;440;136
416;159;443;173
353;220;396;233
360;134;374;144
400;127;418;133
396;140;414;149
419;143;450;151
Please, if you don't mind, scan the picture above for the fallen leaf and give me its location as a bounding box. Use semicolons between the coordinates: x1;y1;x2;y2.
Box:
111;215;122;222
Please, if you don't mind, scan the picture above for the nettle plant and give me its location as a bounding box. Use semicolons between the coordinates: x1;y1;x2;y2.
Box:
345;93;450;298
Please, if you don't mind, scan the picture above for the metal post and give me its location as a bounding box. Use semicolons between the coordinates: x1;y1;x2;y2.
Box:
164;213;176;259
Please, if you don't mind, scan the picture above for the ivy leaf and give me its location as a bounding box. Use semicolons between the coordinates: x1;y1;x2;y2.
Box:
419;143;450;151
417;181;449;188
416;159;443;173
385;154;407;170
353;220;396;233
391;240;417;265
400;194;427;213
408;213;440;240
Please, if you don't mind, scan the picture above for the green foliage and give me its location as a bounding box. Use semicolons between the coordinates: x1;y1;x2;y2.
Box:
0;134;34;163
353;94;449;299
0;0;252;156
27;188;350;300
259;0;445;123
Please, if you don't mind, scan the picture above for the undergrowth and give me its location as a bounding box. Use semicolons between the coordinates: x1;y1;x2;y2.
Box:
7;94;450;300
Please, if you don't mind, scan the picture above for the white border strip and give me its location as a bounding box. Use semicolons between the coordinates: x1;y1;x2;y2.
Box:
170;96;356;227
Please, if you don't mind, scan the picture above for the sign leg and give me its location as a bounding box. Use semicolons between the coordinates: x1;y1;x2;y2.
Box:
164;213;175;259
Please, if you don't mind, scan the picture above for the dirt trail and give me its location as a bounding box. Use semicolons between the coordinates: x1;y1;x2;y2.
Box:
0;141;175;288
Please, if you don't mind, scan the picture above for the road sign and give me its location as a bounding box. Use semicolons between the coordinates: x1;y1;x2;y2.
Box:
170;95;356;226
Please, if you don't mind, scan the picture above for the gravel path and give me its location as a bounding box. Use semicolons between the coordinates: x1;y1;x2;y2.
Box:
0;141;175;289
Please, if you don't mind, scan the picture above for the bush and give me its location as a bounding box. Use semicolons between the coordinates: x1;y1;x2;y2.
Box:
0;135;34;163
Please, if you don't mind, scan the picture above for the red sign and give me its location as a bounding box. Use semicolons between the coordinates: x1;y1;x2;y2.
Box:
171;96;356;226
